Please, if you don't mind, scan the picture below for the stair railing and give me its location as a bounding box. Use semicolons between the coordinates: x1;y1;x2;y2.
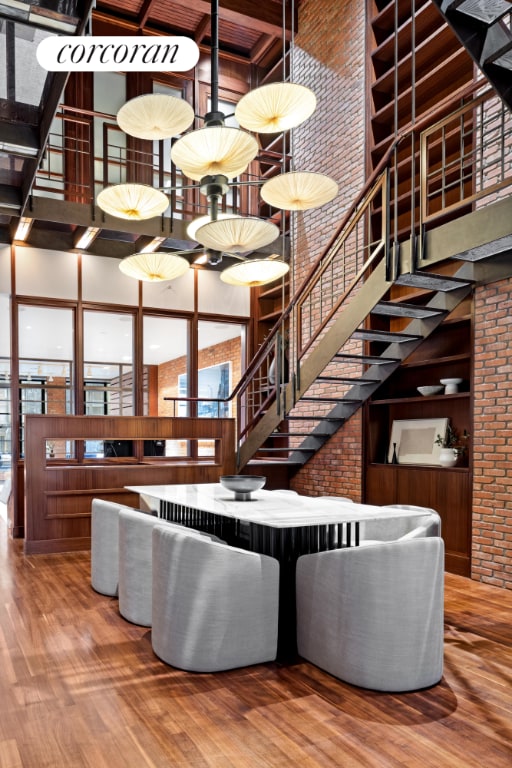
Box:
165;79;512;461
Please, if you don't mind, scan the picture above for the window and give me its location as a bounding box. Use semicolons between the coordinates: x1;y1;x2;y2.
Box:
18;306;74;457
197;320;246;418
83;310;134;417
143;315;189;455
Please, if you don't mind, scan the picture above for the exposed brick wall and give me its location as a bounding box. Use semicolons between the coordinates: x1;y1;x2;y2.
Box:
291;411;363;502
159;337;241;417
472;278;512;589
288;0;366;498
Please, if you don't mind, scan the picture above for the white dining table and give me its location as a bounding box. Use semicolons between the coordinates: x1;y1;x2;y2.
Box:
126;482;425;661
126;482;420;526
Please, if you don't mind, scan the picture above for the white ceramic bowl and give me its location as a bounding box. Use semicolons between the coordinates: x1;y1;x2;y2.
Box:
220;475;266;501
417;385;444;396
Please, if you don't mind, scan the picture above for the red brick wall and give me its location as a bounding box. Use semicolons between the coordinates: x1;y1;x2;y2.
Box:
159;337;241;417
288;0;366;499
291;411;363;502
472;278;512;588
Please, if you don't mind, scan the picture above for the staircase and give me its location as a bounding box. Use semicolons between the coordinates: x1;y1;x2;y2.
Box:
239;260;475;470
232;72;512;472
432;0;512;112
231;89;512;471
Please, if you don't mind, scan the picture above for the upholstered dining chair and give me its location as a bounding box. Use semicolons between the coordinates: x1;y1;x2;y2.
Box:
90;498;136;596
151;525;280;672
361;504;441;542
296;537;445;692
118;508;221;627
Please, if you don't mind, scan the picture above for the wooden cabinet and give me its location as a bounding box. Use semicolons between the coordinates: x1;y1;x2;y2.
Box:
364;296;473;576
365;464;471;575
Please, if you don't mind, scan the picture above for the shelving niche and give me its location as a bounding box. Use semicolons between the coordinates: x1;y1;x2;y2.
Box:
364;294;473;577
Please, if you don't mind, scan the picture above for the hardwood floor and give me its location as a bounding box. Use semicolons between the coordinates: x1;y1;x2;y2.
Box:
1;522;511;768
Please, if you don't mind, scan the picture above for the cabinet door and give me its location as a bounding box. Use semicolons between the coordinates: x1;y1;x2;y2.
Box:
396;467;471;576
365;464;471;576
365;465;397;505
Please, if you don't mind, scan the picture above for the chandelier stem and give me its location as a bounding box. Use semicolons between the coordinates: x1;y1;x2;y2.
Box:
210;194;219;222
210;0;219;121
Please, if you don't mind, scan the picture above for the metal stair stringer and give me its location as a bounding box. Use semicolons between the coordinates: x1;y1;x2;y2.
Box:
285;271;474;465
237;257;394;469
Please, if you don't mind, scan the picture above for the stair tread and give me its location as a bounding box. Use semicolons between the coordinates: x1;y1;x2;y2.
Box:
447;0;511;25
316;376;381;384
270;432;332;437
353;328;422;343
372;301;447;319
257;447;316;452
395;272;473;291
285;415;345;421
333;353;400;364
301;396;362;403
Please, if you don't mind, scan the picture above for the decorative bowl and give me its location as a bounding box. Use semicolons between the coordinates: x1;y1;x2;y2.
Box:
417;385;444;396
440;377;463;394
220;475;266;501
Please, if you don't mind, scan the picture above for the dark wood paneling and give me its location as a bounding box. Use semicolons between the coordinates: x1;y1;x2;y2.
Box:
23;415;236;554
365;463;471;576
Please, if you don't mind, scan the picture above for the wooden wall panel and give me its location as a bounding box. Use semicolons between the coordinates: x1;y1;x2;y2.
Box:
24;415;236;554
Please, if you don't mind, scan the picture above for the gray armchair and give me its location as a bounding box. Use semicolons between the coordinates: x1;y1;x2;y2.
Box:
118;508;222;627
151;525;279;672
361;504;441;542
90;498;134;596
296;537;445;692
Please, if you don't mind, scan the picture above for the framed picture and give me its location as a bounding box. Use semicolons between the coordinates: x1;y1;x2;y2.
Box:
388;417;449;465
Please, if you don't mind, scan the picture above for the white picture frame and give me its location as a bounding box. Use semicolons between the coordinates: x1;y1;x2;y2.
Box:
388;417;449;465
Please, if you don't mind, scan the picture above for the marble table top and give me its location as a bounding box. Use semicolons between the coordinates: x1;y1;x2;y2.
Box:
126;483;425;529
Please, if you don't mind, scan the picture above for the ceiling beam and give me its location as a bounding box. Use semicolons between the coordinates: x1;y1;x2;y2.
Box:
26;196;191;243
94;0;292;38
137;0;158;30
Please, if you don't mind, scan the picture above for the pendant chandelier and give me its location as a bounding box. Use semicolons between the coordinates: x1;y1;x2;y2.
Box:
97;0;338;285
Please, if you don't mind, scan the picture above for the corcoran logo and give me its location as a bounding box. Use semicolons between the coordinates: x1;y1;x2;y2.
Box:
36;35;200;72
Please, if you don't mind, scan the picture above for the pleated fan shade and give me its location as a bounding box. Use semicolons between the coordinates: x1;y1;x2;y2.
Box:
221;258;289;287
186;212;242;242
116;94;195;140
97;184;169;220
261;171;339;210
118;252;190;282
234;82;317;133
170;126;259;180
196;217;280;253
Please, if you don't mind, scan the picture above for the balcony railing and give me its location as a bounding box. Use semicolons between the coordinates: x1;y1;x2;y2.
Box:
34;105;285;225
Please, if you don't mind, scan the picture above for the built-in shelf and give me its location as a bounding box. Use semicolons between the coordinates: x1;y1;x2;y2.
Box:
370;391;470;405
259;309;283;323
369;462;469;472
400;352;470;368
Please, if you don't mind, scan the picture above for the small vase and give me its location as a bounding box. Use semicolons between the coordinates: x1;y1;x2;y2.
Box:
391;442;398;464
439;447;457;467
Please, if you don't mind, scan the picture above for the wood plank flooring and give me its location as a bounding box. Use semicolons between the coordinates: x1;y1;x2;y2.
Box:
0;523;511;767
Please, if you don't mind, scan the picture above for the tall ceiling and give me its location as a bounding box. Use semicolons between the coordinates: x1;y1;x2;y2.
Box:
0;0;294;259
